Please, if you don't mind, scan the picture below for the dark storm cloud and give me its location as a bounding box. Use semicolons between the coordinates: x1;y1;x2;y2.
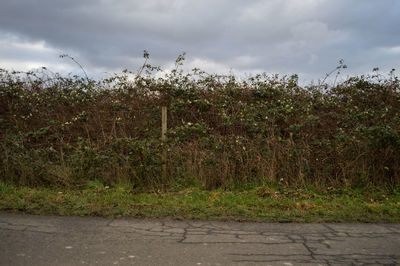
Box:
1;0;399;79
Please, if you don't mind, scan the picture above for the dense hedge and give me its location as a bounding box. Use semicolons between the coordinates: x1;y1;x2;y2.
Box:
1;62;399;190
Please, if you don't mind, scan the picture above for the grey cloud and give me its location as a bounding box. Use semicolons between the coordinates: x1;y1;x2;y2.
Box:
0;0;399;80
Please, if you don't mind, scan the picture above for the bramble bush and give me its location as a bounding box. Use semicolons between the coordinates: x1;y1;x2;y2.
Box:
1;56;399;190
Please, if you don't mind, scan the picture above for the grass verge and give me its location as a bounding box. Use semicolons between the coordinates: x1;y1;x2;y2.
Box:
1;182;399;223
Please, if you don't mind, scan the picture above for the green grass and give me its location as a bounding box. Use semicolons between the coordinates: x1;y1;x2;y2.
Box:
1;182;399;222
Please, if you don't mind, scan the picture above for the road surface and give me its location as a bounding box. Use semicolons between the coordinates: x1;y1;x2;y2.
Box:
1;213;399;265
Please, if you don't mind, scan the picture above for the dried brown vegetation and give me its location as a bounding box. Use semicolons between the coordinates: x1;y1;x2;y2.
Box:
1;57;399;191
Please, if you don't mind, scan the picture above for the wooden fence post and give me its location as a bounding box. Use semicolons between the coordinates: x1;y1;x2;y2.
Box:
161;106;167;181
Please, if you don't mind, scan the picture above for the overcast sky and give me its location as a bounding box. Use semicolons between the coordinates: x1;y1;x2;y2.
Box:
1;0;400;82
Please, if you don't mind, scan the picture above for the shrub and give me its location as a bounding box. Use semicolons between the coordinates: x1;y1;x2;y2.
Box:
1;60;399;190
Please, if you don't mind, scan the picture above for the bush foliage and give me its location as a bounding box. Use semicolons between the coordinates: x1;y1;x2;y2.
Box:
1;57;400;190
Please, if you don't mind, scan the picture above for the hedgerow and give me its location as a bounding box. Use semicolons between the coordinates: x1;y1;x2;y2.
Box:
1;56;399;190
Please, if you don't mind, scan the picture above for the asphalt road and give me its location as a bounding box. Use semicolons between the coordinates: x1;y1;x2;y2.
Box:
1;213;399;265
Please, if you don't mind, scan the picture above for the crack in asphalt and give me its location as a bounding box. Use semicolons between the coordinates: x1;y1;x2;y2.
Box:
106;220;400;264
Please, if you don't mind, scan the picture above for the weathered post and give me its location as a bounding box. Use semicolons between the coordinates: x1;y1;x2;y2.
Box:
161;106;167;181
